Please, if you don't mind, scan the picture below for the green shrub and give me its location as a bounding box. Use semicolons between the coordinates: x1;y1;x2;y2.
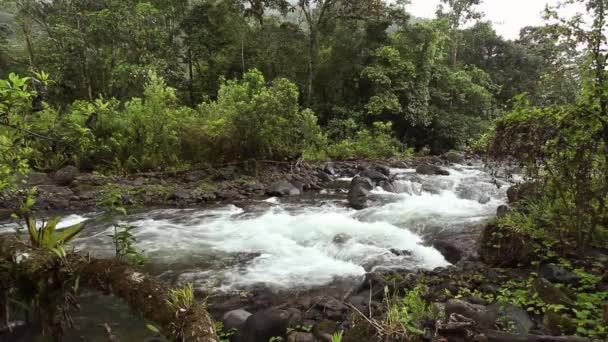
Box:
181;69;323;162
325;121;409;160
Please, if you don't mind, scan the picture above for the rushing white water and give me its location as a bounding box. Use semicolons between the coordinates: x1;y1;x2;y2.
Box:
0;163;508;292
68;163;509;292
0;214;89;235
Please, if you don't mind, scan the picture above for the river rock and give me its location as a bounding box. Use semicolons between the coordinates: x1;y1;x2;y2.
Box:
432;240;463;264
287;332;315;342
222;309;251;332
333;233;351;244
445;299;498;329
488;302;534;334
54;165;80;186
267;180;301;197
378;180;395;193
416;164;450;176
375;164;391;177
324;163;336;175
347;177;374;210
168;188;191;202
478;222;534;266
507;182;538;204
241;309;291;342
496;205;511;218
543;311;576;336
532;278;575;307
443;152;465;164
317;171;332;182
539;264;581;284
360;167;389;182
27;172;52;186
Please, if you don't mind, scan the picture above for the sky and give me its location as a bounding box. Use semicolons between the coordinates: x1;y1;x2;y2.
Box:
407;0;580;40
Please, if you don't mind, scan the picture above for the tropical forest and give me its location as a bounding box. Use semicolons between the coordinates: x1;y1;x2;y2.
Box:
0;0;607;341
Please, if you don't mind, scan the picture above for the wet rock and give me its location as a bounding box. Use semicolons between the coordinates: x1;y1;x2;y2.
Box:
317;171;332;182
314;296;348;320
389;248;412;257
332;233;351;244
507;182;539;204
375;164;391;177
416;164;450;176
241;309;290;342
360;167;389;183
445;299;497;329
543;311;576;336
313;320;337;342
27;172;52;186
432;240;463;264
478;194;491;204
378;180;395;193
488;302;534;334
478;222;534;267
131;177;146;186
532;278;575;307
287;332;315;342
444;152;465;164
540;264;581;284
347;177;374;210
74;174;107;186
222;309;251;332
168;188;190;202
496;205;511;218
324;163;336;176
54;165;80;186
267;180;301;197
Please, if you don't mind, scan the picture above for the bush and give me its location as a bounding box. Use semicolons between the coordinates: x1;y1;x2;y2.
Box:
324;121;409;160
181;69;323;162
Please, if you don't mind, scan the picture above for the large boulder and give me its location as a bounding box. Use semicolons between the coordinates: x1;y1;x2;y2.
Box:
443;152;465;164
445;299;498;329
54;165;80;186
478;222;534;267
540;264;581;284
506;182;539;204
27;172;53;186
266;180;301;197
416;164;450;176
488;302;534;334
532;278;576;307
241;309;291;342
222;309;251;333
360;167;389;182
347;177;374;210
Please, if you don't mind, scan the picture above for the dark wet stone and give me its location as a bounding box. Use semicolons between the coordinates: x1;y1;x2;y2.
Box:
267;180;301;197
241;309;290;342
416;164;450;176
539;264;581;284
54;165;80;186
347;177;374;210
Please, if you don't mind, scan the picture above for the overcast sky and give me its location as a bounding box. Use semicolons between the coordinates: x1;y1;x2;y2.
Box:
407;0;581;40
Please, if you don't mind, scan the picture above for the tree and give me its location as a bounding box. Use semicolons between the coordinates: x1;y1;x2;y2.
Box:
436;0;483;66
296;0;385;103
243;0;290;26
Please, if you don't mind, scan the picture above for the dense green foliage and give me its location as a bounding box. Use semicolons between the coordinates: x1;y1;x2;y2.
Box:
484;0;608;252
0;0;584;178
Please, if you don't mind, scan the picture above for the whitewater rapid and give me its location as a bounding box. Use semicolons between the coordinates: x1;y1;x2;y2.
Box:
0;163;510;292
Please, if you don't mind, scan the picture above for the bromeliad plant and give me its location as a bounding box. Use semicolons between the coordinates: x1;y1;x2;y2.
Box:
16;192;86;257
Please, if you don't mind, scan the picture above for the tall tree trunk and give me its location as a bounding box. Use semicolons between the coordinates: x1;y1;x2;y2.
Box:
188;48;194;106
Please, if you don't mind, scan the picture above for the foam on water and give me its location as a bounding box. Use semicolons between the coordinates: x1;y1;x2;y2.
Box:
0;214;89;235
69;164;508;291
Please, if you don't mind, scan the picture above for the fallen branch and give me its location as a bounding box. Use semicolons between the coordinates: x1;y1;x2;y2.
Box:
0;237;218;342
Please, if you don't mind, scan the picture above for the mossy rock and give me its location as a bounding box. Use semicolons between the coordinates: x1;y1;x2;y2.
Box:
478;222;534;267
543;311;576;336
343;321;377;342
532;278;576;308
